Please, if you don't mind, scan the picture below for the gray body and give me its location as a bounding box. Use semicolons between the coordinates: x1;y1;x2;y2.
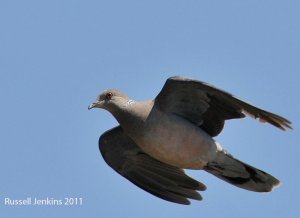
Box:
113;100;218;169
90;76;292;205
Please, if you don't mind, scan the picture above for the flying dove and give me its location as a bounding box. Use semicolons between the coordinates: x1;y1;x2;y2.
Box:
88;76;292;205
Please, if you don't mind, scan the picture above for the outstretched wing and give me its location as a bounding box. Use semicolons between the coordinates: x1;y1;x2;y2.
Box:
155;76;292;136
99;126;206;205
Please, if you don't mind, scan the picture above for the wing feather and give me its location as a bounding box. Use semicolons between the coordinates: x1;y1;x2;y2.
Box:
99;126;206;205
155;76;292;136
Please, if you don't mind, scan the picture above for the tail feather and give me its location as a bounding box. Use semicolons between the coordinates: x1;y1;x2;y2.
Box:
205;150;280;192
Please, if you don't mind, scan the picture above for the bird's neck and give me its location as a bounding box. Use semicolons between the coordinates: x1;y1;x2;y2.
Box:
111;100;154;136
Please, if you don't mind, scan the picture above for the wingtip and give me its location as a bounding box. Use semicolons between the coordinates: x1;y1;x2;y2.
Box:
197;183;207;191
277;121;293;131
184;199;191;205
250;112;293;131
270;179;281;192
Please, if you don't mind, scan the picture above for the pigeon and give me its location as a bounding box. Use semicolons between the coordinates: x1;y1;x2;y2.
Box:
88;76;292;205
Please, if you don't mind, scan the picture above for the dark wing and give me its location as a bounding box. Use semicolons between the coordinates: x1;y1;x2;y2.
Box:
99;126;206;205
155;76;292;136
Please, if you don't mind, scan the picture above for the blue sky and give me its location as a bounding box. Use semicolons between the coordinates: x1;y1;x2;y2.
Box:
0;0;299;217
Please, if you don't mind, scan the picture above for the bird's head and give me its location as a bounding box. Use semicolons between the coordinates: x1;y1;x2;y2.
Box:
88;89;129;111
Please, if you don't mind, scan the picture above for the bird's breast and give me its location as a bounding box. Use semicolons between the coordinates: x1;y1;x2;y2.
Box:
134;108;219;169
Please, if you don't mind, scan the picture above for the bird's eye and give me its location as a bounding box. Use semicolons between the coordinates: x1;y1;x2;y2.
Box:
106;92;113;99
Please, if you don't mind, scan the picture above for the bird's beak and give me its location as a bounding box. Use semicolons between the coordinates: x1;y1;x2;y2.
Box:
88;101;103;110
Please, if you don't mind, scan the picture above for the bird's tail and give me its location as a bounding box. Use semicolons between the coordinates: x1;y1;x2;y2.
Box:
204;149;280;192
